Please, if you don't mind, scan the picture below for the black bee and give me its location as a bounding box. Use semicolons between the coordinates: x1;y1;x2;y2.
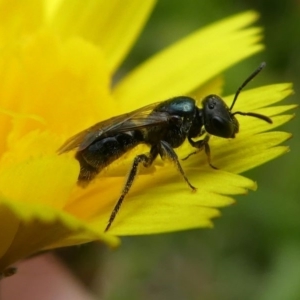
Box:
58;62;272;231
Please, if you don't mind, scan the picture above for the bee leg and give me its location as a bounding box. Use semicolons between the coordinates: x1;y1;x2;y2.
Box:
182;135;209;160
182;151;196;161
159;140;196;191
203;141;218;170
186;135;217;169
105;148;158;232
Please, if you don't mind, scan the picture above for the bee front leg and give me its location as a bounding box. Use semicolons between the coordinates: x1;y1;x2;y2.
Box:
185;135;217;169
105;148;158;232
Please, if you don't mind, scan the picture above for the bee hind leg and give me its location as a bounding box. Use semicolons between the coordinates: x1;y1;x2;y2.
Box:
105;148;158;232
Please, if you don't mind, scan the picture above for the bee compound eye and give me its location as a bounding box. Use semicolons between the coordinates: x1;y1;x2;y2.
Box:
212;116;224;130
210;116;234;138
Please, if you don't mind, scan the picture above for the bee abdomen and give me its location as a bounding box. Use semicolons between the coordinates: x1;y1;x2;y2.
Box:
76;131;143;185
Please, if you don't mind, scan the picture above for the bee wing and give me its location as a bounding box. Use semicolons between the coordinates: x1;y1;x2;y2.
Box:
58;102;171;153
58;113;134;153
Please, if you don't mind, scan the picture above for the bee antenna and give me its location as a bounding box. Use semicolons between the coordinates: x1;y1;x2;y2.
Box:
229;62;266;111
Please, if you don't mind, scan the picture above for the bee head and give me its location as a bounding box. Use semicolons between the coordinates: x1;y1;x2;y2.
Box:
201;62;272;139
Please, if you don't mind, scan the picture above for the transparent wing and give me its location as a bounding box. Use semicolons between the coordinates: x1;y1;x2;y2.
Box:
58;102;171;153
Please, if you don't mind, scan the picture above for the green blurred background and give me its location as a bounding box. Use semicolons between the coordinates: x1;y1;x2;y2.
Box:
58;1;300;299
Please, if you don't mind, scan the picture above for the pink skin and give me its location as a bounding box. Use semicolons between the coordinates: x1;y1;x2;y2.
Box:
0;253;96;300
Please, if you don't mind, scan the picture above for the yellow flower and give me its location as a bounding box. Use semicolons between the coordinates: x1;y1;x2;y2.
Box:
0;0;294;274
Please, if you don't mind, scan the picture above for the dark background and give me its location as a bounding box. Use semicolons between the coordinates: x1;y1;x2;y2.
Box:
58;1;300;299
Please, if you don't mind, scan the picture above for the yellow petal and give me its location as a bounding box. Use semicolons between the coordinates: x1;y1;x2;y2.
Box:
44;0;63;21
0;154;77;209
65;153;256;235
1;30;114;140
223;83;293;110
85;169;256;235
0;198;119;272
0;113;12;156
191;76;224;101
0;127;77;209
211;132;291;174
0;0;44;46
113;11;263;111
49;0;156;71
